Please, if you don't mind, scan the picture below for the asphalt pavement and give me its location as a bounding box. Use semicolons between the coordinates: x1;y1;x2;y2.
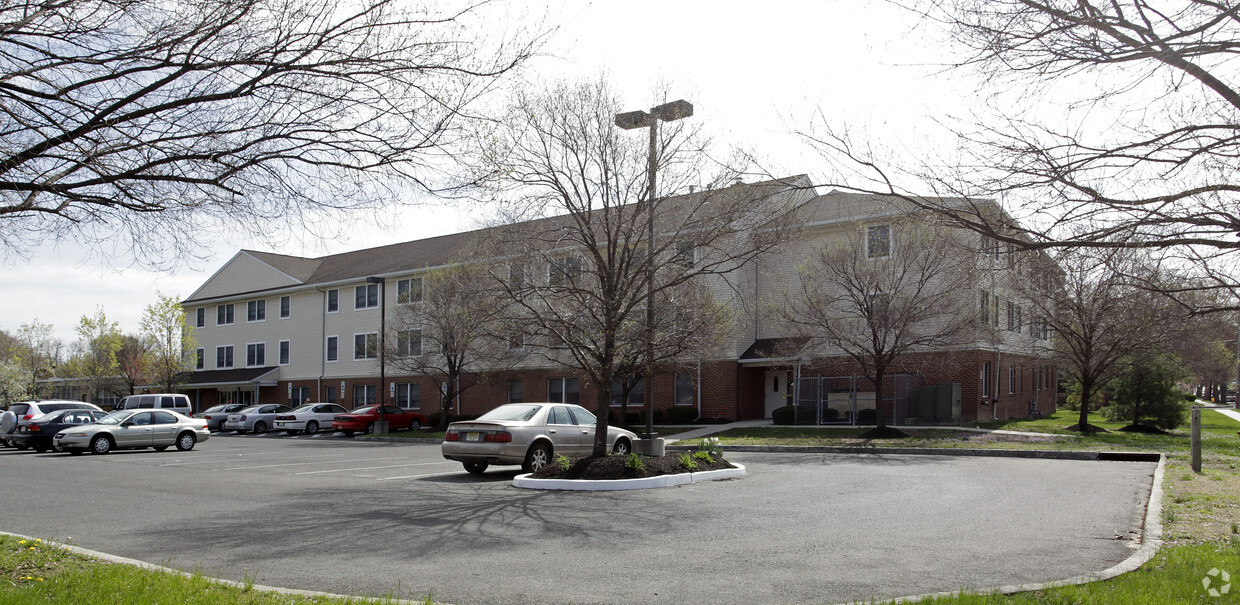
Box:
0;434;1157;604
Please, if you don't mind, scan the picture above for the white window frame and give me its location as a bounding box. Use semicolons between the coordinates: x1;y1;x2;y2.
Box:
355;284;378;310
279;340;291;365
327;289;340;314
396;329;423;357
247;299;266;322
195;348;204;370
326;335;338;363
279;295;291;319
395;383;421;409
216;345;234;369
354;332;378;360
866;224;892;259
397;277;423;304
1008;364;1016;394
246;342;266;367
195;308;205;328
217;303;234;326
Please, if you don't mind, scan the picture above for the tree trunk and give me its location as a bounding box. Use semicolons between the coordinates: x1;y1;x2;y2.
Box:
592;381;612;457
874;370;886;428
1077;377;1093;433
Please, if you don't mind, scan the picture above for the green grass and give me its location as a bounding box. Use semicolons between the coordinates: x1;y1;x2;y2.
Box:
0;536;432;604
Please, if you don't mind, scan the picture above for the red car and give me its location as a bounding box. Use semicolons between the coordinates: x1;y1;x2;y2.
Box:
331;405;426;436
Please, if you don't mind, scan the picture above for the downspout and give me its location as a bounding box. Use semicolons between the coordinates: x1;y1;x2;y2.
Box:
696;359;702;421
315;286;327;401
993;351;1001;420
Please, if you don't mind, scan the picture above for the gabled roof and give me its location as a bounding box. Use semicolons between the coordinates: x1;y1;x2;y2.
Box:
184;175;815;305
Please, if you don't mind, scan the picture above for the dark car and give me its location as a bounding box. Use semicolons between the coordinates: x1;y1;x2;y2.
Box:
9;409;109;453
1;400;104;448
331;405;426;436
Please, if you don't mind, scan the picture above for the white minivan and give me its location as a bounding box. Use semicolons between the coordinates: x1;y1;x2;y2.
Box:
119;394;192;417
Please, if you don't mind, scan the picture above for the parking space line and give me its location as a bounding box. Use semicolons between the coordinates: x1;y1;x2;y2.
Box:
295;461;454;475
377;471;461;481
159;452;351;466
225;456;411;471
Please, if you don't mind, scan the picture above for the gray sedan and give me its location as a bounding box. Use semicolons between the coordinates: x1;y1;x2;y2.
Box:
222;404;292;433
442;403;636;475
54;410;210;455
273;403;348;435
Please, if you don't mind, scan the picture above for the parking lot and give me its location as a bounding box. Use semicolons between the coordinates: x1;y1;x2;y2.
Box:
1;433;1157;605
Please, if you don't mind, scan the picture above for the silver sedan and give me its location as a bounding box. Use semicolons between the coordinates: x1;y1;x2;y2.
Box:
273;403;348;435
222;404;292;433
442;403;636;475
54;410;210;455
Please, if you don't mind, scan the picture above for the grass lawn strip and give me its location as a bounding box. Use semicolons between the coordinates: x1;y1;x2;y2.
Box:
0;532;432;605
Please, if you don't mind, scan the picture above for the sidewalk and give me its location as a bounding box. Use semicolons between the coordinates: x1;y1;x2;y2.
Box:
662;418;1066;443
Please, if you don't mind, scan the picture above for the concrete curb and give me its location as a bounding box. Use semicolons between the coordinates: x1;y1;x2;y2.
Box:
512;464;747;491
668;443;1162;461
0;530;431;604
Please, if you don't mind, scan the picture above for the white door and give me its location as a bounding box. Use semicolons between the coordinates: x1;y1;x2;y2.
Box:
764;370;789;418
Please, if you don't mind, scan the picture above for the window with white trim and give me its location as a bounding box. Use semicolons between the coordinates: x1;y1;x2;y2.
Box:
246;342;266;367
549;257;582;287
395;383;421;409
279;296;290;319
195;308;205;328
354;333;378;359
548;377;580;404
216;345;234;369
866;224;891;259
355;284;378;309
217;304;234;326
327;289;339;313
247;299;266;322
279;340;290;365
195;348;204;370
396;329;422;357
353;384;376;407
397;278;423;304
326;336;338;362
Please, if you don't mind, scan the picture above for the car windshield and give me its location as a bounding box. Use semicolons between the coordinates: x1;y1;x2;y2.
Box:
476;404;542;422
349;406;377;415
37;410;73;423
290;405;316;413
96;411;134;425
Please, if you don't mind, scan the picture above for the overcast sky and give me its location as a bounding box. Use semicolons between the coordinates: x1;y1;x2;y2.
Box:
0;0;968;346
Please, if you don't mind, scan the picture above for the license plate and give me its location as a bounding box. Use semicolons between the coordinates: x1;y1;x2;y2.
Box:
465;432;482;442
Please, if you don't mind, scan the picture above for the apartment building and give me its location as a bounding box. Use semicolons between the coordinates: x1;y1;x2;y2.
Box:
180;177;1056;424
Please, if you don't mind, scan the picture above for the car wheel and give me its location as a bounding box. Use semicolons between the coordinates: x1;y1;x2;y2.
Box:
612;437;632;456
176;432;196;451
408;419;421;431
90;435;113;455
14;443;29;451
253;421;268;434
305;421;319;435
342;430;354;437
153;446;169;452
464;461;489;475
34;444;49;453
523;442;552;473
365;422;375;434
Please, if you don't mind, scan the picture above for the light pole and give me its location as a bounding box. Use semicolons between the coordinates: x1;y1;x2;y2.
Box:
615;99;693;452
366;276;388;434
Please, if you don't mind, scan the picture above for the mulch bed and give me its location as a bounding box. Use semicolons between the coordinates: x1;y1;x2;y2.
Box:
530;453;735;480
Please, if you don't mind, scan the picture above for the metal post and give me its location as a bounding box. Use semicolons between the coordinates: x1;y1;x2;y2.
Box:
367;276;389;435
1191;406;1201;473
644;117;657;442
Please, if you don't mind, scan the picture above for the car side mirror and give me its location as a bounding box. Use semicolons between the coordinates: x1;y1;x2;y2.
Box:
121;421;134;428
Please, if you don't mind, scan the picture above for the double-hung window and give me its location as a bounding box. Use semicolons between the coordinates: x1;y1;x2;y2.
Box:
396;383;421;409
866;225;891;259
355;284;378;309
327;289;339;313
217;304;234;326
195;308;205;328
354;333;378;360
326;336;338;362
397;278;423;304
396;329;422;357
216;345;234;369
279;296;291;319
279;340;290;365
246;343;265;367
247;300;266;322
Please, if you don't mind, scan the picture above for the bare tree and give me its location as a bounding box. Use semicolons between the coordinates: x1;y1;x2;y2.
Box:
472;78;803;457
1021;246;1181;431
796;1;1240;309
14;320;59;398
777;214;979;435
384;261;521;430
0;0;542;267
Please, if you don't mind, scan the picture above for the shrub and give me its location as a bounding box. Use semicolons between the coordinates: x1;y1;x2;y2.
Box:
692;450;714;463
664;406;698;424
856;408;877;425
625;452;645;473
1102;359;1188;430
772;405;796;425
556;454;571;471
697;436;723;458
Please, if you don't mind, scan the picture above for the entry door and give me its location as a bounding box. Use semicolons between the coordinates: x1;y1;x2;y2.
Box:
764;371;790;418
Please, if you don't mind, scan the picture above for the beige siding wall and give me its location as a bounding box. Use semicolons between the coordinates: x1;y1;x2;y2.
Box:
188;252;302;301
